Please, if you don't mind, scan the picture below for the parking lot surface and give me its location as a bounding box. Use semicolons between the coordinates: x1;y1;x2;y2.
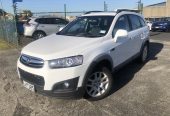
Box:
0;32;170;116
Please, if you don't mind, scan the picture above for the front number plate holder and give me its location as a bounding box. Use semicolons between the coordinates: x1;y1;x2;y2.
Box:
23;81;35;92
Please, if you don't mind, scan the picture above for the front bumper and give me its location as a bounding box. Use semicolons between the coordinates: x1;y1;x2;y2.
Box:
17;59;89;98
35;85;84;99
18;68;85;98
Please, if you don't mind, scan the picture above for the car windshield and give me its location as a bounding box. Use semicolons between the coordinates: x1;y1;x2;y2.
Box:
57;16;114;37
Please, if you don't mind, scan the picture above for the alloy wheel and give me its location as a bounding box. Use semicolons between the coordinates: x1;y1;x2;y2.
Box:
85;72;109;97
142;45;148;61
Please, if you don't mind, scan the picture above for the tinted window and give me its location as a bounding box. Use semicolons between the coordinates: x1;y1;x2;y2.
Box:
129;15;141;30
54;18;69;25
35;18;47;24
139;17;146;27
113;15;130;37
36;18;68;25
35;18;40;23
46;18;56;24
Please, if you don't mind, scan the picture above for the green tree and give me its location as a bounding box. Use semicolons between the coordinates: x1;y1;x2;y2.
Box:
22;10;33;17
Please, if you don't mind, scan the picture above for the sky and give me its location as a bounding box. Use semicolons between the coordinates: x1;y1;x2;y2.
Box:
0;0;166;13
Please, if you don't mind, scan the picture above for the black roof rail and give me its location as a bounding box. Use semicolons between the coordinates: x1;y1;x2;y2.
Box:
84;11;103;14
115;9;140;14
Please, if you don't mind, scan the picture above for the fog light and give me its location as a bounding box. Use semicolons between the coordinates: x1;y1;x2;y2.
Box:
64;82;70;88
53;77;79;92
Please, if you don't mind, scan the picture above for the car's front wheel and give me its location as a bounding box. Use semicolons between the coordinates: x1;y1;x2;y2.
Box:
84;66;113;101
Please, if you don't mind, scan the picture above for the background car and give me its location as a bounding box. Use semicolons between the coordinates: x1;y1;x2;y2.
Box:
24;16;69;39
152;21;170;32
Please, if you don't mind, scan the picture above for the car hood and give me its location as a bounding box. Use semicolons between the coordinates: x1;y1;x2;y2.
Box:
22;34;102;60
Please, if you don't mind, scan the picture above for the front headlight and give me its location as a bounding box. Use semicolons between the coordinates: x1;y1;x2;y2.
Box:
49;55;83;69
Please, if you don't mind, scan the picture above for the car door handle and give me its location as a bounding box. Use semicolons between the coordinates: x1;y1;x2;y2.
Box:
110;48;115;52
129;37;133;40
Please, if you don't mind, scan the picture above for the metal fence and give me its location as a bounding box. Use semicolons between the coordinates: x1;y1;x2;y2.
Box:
0;17;18;46
0;0;18;46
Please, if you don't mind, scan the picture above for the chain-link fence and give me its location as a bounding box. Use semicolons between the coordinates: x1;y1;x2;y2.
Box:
0;1;18;46
0;17;18;45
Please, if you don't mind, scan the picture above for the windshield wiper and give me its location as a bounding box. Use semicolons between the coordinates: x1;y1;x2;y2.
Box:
83;33;103;37
57;32;103;37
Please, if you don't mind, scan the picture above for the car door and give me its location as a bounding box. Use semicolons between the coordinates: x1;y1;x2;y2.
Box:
36;18;56;35
128;15;145;55
44;18;59;35
111;15;135;67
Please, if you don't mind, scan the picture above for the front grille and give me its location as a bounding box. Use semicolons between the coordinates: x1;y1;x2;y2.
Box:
19;68;45;86
20;54;44;68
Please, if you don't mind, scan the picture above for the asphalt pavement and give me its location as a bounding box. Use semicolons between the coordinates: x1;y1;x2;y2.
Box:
0;32;169;116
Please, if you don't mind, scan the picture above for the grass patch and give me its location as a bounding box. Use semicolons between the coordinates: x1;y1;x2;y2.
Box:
0;39;13;50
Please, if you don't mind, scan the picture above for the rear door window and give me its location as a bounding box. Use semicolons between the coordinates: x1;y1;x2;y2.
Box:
36;18;46;24
128;15;141;30
36;18;54;24
139;17;146;27
45;18;54;24
54;18;69;25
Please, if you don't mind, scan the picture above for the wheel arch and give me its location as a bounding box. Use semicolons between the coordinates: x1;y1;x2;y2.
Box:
141;39;150;52
82;54;114;87
32;30;47;36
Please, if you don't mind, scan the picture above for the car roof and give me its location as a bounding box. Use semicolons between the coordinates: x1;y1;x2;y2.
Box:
30;16;66;19
82;12;117;16
82;11;141;17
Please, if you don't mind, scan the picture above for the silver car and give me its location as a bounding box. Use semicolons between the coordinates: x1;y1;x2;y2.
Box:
24;17;69;39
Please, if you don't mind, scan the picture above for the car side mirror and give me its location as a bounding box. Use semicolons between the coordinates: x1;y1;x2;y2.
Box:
59;27;64;32
114;29;128;42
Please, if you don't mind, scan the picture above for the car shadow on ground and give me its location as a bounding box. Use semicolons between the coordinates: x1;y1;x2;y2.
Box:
109;42;164;96
150;32;161;36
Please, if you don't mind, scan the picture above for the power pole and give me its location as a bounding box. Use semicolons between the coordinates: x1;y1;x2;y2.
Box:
104;1;108;11
13;2;18;21
64;4;66;20
138;0;143;14
12;0;23;21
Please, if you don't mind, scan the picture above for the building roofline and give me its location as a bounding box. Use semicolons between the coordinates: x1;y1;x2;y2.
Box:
146;2;166;7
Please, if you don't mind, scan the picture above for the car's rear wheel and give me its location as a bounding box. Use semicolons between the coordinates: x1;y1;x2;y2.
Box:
165;28;170;32
84;66;113;101
138;43;149;63
33;31;46;40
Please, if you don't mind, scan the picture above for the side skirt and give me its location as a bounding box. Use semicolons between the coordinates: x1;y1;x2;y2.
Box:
113;52;140;73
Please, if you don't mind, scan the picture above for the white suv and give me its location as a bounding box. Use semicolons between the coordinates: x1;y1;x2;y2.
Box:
17;11;150;101
24;17;69;39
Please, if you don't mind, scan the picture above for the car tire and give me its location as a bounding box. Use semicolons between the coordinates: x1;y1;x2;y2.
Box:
33;31;46;40
84;66;113;101
138;43;149;63
166;29;170;32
